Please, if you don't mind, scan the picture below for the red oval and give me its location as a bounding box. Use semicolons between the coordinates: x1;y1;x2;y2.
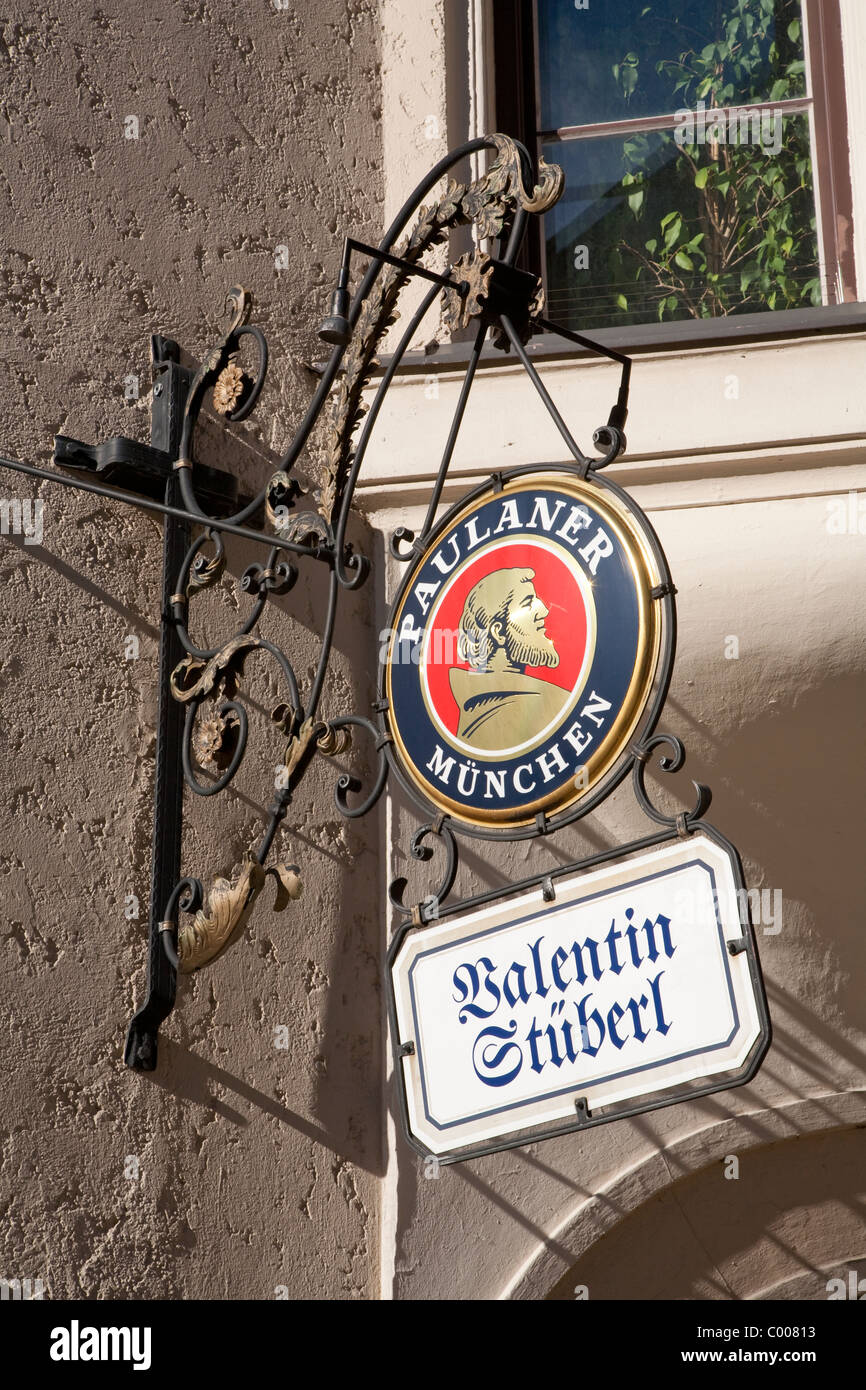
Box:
424;542;588;738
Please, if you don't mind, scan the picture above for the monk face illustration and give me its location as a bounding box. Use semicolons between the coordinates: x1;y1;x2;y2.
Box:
457;569;560;673
449;568;569;752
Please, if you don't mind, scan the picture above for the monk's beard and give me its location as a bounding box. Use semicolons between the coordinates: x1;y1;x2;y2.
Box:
505;616;560;668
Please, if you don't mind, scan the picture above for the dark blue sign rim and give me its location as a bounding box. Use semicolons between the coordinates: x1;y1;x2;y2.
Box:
379;464;676;842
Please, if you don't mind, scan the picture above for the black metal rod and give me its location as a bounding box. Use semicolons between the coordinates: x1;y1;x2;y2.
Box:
497;316;591;468
345;237;466;293
306;276;458;749
331;281;442;582
306;566;339;719
420;319;488;540
533;313;632;368
124;359;190;1071
0;455;327;561
255;799;287;866
533;313;632;434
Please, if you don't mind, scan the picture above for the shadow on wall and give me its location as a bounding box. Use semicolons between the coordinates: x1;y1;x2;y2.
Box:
666;669;866;1034
136;498;384;1178
388;664;866;1295
545;1124;866;1300
153;1040;376;1172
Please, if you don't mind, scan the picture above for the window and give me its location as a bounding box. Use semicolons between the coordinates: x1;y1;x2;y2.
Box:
493;0;855;332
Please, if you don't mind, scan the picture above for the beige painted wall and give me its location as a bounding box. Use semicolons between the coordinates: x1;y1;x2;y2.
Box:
370;0;866;1301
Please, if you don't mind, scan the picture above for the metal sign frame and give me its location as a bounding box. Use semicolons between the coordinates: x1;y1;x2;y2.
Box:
387;820;771;1165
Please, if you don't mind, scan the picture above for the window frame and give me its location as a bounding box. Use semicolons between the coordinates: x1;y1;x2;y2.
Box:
492;0;856;335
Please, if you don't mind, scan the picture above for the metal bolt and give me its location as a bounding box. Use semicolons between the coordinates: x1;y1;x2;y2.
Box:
153;382;163;396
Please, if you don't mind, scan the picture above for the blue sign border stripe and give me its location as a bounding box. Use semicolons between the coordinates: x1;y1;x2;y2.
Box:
406;857;741;1132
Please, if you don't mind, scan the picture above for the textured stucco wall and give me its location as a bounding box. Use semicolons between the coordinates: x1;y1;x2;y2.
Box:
0;1;385;1299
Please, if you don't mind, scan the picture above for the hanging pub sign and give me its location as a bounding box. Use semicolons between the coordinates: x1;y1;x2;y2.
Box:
382;467;770;1163
382;468;667;832
381;460;769;1160
389;831;769;1164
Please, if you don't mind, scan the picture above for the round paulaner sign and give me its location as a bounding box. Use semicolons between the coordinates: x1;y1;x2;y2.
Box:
383;470;666;831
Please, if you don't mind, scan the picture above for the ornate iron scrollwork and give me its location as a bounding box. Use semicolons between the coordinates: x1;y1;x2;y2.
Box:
132;133;584;1033
0;131;726;1075
389;819;458;927
632;733;713;830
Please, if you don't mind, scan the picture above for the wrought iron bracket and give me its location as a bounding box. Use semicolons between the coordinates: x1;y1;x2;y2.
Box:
124;338;192;1071
0;132;767;1114
54;339;245;517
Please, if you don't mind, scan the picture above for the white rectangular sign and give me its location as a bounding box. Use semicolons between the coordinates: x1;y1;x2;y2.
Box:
390;834;766;1157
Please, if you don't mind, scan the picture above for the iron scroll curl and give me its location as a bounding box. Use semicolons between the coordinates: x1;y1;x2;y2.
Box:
388;819;459;926
632;733;713;830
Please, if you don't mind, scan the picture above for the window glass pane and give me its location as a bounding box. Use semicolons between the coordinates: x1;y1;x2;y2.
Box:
537;0;806;131
542;114;819;330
